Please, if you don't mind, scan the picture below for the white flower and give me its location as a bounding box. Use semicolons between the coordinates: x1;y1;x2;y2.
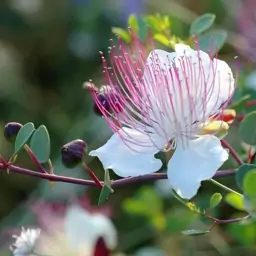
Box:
89;42;235;200
10;227;41;256
64;205;117;254
37;205;117;256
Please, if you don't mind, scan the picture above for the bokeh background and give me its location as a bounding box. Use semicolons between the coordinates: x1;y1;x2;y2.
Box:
1;0;256;255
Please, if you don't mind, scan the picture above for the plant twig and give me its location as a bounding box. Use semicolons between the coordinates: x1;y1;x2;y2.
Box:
24;145;47;174
207;214;250;224
221;139;244;166
0;163;236;188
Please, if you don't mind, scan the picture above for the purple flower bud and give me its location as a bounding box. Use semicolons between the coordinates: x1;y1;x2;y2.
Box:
4;122;23;142
61;139;87;168
92;86;123;117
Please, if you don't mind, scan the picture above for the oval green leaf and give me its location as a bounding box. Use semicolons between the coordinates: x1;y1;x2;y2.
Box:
198;29;227;55
128;14;139;33
14;122;35;155
235;164;256;190
30;125;50;163
210;193;222;209
225;193;245;211
112;27;131;43
190;13;216;36
181;229;209;236
238;111;256;145
98;185;113;205
243;170;256;197
154;34;170;47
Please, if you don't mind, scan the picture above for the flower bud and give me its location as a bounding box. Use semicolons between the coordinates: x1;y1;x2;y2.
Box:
93;237;110;256
199;121;229;139
93;86;122;117
4;122;23;143
61;139;87;168
210;109;236;124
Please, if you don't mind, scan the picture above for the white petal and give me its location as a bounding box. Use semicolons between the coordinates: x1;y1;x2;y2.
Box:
142;45;235;141
89;128;163;177
91;214;117;250
174;44;235;120
167;135;228;199
64;205;117;252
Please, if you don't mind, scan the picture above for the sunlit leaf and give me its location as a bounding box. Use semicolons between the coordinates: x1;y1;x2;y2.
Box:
112;27;131;42
181;229;209;236
128;14;139;33
235;164;256;190
145;15;161;32
210;193;222;209
243;170;256;197
190;13;216;36
238;111;256;145
30;125;50;163
225;193;245;211
154;34;170;46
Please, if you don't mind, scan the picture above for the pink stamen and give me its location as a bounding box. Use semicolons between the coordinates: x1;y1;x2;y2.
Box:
90;30;236;153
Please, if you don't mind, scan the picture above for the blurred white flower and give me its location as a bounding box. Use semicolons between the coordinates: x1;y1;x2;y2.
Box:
10;227;41;256
9;0;43;15
65;205;117;254
37;205;117;256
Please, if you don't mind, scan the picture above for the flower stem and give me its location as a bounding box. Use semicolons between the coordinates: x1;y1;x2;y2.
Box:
82;163;103;188
24;144;47;173
210;179;242;197
221;139;244;166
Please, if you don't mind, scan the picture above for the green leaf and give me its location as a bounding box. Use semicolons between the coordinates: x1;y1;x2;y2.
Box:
123;187;163;217
98;169;114;205
243;195;256;219
145;15;161;32
228;94;250;112
198;29;227;55
98;185;112;205
238;111;256;145
14;122;35;155
210;193;222;209
137;17;148;41
236;164;256;190
154;34;170;47
30;125;50;163
190;13;216;36
225;193;245;211
128;14;139;33
112;27;131;42
243;170;256;197
181;229;209;236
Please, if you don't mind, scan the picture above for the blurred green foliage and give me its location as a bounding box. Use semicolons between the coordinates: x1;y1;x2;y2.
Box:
2;0;256;255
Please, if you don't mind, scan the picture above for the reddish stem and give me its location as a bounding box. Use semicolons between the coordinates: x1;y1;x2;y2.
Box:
0;163;235;187
24;145;47;174
221;140;244;166
83;163;103;189
249;151;256;164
